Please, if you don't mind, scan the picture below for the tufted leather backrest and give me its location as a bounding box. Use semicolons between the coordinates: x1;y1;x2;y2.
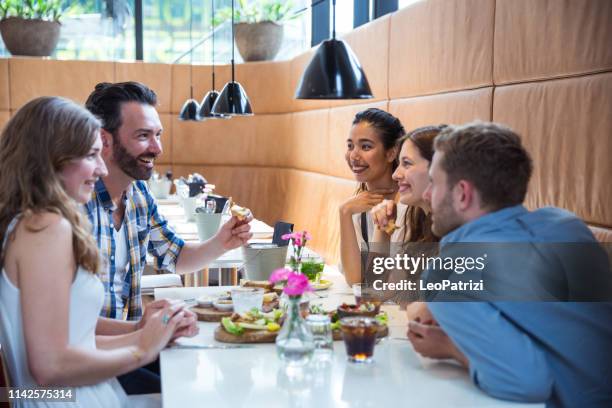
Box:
1;0;610;265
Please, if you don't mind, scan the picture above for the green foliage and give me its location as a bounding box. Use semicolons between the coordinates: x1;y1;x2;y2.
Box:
215;0;298;25
63;0;97;16
300;260;324;281
0;0;65;21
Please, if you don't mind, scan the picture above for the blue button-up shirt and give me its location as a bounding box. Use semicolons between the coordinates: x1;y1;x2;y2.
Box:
84;179;184;320
427;205;612;407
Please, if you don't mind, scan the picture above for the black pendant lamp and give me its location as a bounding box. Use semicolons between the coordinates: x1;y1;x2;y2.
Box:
211;0;253;116
179;0;201;121
197;0;227;120
295;0;372;99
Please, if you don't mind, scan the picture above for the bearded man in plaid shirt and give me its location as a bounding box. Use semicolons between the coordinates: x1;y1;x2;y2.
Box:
84;81;253;395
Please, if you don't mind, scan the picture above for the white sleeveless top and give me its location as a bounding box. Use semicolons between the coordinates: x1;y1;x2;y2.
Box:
0;217;130;407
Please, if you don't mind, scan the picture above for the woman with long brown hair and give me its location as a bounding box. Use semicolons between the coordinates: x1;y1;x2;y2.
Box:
370;125;445;311
0;97;180;407
372;125;446;242
339;108;408;285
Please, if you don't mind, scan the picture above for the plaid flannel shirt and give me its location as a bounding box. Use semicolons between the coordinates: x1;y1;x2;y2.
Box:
84;179;184;320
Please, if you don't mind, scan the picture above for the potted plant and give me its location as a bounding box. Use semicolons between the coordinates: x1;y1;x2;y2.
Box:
218;0;297;62
0;0;64;57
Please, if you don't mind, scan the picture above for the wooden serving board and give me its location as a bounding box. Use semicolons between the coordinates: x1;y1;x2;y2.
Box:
192;300;279;322
214;325;278;343
191;306;233;322
214;324;389;344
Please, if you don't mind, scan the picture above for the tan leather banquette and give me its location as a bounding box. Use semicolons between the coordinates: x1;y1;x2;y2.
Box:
1;0;610;266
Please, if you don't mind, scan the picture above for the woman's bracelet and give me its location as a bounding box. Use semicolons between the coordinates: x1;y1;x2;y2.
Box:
130;347;144;363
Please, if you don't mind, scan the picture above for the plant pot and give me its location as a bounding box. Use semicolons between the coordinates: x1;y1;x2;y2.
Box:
0;17;61;57
241;243;288;281
234;21;283;62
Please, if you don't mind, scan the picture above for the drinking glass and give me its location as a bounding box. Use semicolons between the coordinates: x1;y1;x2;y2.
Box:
231;287;264;314
305;314;333;352
340;316;380;363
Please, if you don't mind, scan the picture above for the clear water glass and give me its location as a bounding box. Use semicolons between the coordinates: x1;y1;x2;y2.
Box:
305;314;333;352
231;287;264;314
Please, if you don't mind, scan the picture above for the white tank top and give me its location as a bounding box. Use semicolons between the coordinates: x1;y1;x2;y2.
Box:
0;216;130;407
112;221;130;318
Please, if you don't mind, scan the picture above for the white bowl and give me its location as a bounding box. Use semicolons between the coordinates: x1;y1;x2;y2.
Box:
212;299;234;311
196;296;213;308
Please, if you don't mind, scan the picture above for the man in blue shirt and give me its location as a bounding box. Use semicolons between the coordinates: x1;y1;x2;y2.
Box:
407;122;612;407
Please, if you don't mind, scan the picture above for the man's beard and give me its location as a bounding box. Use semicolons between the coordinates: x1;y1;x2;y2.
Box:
431;190;462;238
113;140;155;180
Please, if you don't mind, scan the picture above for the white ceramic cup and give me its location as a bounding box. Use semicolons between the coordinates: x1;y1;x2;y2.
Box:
195;212;222;241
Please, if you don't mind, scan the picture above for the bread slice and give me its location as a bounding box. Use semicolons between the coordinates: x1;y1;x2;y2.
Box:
228;197;250;221
382;220;397;235
240;279;273;292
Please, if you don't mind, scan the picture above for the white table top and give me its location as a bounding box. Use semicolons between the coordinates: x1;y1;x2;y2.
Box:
156;268;542;408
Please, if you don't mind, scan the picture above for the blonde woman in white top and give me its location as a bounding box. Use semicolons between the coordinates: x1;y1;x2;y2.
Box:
0;97;185;407
371;125;445;316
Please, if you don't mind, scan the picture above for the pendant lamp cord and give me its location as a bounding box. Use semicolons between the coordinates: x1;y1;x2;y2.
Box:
231;0;235;83
174;0;327;65
189;0;193;99
332;0;336;40
211;0;215;90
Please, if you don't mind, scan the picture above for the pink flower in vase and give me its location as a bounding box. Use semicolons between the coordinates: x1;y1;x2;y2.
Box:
269;268;292;285
283;272;313;296
281;231;311;247
269;269;312;296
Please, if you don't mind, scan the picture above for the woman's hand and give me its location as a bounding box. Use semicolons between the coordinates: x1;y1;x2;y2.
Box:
136;299;173;330
213;215;254;251
340;189;395;216
137;306;183;363
371;199;397;232
140;299;199;339
171;309;199;340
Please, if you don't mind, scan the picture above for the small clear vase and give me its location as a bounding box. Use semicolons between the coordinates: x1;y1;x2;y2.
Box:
276;295;314;366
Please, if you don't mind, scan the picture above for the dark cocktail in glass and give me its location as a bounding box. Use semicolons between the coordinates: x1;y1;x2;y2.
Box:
340;317;380;363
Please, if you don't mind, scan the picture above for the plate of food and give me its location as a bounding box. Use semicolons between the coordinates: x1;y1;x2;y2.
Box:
214;308;283;343
336;301;381;318
191;287;280;322
214;303;389;344
190;292;234;322
310;279;333;291
308;304;389;340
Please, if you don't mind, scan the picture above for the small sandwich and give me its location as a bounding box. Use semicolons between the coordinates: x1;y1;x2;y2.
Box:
228;197;250;221
240;279;273;292
381;220;397;235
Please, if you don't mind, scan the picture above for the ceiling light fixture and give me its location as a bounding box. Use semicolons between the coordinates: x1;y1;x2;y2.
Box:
211;0;253;116
179;0;201;121
295;0;373;99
